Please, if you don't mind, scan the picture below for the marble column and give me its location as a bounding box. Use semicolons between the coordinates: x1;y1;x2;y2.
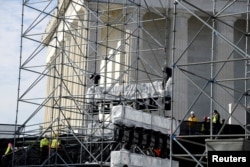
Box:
213;16;237;121
125;7;146;83
170;10;191;119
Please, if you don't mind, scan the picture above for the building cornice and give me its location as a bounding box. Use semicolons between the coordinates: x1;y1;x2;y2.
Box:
41;0;71;45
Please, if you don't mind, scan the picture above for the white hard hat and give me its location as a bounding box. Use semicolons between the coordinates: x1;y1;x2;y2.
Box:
190;111;194;114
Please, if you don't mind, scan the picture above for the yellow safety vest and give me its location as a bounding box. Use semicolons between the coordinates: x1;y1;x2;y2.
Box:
40;138;49;148
4;143;13;155
51;139;60;149
213;114;219;123
187;116;198;127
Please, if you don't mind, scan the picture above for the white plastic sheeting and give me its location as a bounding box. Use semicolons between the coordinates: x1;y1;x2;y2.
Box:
112;105;180;135
110;150;179;167
77;122;113;139
86;79;172;103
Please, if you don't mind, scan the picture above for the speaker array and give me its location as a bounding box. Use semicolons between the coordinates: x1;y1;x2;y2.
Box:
113;125;169;158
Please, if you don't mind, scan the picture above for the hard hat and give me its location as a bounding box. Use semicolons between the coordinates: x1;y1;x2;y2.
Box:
190;111;194;115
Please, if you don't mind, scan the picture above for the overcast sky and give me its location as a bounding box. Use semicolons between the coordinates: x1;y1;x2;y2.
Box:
0;1;47;126
0;1;22;124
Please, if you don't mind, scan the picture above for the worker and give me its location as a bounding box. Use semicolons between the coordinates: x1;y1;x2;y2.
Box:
90;73;101;86
212;109;221;124
40;135;49;150
188;111;198;122
51;134;60;149
40;135;49;163
161;65;172;112
2;141;14;167
3;142;13;156
201;116;209;134
162;65;172;90
50;133;60;163
212;110;221;134
187;111;198;135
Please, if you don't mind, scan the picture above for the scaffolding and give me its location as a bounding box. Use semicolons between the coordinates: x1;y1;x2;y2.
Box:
5;0;250;166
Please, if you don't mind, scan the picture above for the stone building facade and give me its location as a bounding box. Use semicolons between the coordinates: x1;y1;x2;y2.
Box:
42;0;249;132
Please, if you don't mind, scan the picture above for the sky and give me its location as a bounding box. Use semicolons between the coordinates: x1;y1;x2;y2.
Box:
0;1;47;126
0;1;22;125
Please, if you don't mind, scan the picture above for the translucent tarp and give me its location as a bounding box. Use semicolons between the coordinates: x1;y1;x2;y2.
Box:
86;79;172;103
77;121;113;139
110;150;179;167
112;105;179;135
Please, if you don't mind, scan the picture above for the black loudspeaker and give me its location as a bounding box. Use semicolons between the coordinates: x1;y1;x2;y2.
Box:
247;108;250;140
123;127;134;150
160;134;168;158
134;127;143;146
114;125;124;142
152;131;161;149
143;130;152;148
